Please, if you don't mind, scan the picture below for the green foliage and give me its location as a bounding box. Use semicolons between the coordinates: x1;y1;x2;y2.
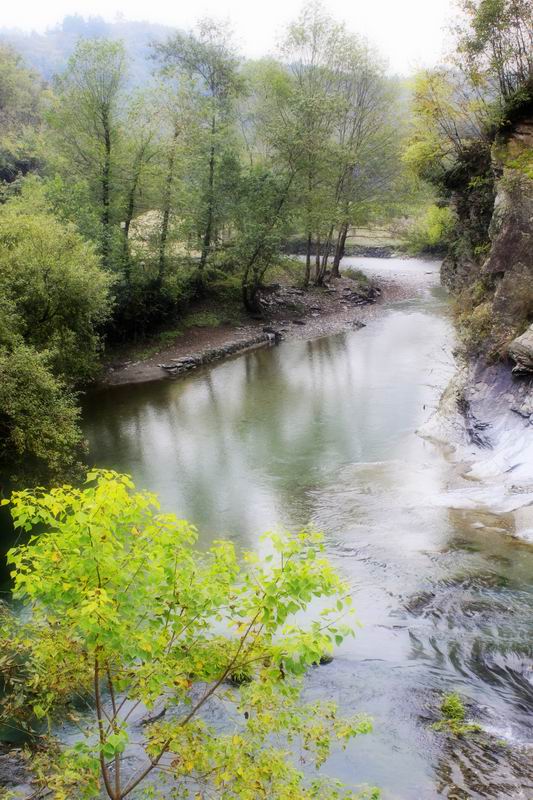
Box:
456;0;532;100
182;310;224;328
0;44;43;185
433;692;481;737
403;205;455;254
2;471;375;799
342;268;370;287
0;192;113;383
0;345;85;485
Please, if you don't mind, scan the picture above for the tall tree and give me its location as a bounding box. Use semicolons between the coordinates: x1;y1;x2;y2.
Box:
49;40;128;270
280;3;346;285
153;20;243;279
0;44;43;186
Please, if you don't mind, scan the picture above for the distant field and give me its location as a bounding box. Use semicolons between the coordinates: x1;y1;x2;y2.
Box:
345;227;404;248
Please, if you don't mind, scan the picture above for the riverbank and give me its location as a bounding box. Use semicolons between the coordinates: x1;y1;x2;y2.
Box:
100;263;424;387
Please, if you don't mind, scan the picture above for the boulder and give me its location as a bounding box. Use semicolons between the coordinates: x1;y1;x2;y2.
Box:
509;325;533;374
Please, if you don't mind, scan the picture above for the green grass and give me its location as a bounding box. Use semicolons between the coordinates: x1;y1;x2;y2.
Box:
269;257;305;284
343;267;370;286
181;310;224;329
432;692;481;737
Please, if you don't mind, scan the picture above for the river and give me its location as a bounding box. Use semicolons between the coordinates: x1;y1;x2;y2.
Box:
82;257;533;799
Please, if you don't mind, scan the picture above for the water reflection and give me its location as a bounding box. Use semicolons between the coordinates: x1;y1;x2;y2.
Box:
83;259;533;799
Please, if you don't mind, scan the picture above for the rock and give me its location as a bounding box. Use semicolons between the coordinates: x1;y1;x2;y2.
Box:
352;320;366;329
262;327;284;342
0;747;30;789
509;325;533;374
292;319;306;326
511;391;533;418
171;357;197;365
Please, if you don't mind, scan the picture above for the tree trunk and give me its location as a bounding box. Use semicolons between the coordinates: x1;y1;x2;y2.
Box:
314;235;322;284
322;225;334;269
242;280;261;314
101;112;112;270
316;224;334;285
122;160;143;284
199;114;217;275
157;123;179;285
332;222;349;278
304;232;312;287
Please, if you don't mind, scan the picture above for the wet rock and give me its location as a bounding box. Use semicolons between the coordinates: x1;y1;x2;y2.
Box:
292;319;306;326
0;746;30;790
352;320;366;329
509;325;533;374
159;333;278;376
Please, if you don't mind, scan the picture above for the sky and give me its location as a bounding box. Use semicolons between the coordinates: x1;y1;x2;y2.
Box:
2;0;456;75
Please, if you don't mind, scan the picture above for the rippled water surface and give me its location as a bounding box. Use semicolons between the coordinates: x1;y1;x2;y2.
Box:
84;258;533;799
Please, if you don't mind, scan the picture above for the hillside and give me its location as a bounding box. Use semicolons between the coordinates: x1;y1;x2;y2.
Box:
0;15;174;84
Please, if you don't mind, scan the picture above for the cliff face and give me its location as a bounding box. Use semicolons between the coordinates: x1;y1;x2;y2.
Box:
441;111;533;367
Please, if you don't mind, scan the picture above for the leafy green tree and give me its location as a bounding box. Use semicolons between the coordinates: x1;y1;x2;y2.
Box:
455;0;532;100
48;39;128;269
117;92;162;283
236;165;295;311
280;2;346;285
3;471;376;800
0;44;43;187
153;20;244;277
0;189;112;383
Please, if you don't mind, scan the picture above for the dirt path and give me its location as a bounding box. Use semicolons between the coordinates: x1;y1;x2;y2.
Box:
101;273;413;387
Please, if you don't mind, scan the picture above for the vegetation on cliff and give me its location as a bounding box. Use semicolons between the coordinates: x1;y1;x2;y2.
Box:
405;0;532;360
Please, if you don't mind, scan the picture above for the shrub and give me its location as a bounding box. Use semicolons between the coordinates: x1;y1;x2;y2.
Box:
403;204;455;254
0;345;85;486
433;692;481;737
0;202;112;383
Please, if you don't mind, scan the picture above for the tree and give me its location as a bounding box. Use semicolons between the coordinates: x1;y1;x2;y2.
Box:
317;39;396;280
153;20;244;278
280;2;346;285
0;187;113;383
456;0;532;100
0;44;43;187
236;166;295;312
2;471;377;800
49;39;128;270
117;92;162;283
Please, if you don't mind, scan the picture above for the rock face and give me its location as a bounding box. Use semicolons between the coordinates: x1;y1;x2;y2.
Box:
509;324;533;374
441;110;533;363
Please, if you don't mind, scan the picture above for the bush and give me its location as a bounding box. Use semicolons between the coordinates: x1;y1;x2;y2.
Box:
0;345;85;486
403;204;455;254
0;201;112;383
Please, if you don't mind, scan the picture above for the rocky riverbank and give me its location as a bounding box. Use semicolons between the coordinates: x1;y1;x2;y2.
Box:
101;270;413;387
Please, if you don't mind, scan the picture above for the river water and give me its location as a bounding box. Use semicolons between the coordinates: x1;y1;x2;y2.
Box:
83;257;533;800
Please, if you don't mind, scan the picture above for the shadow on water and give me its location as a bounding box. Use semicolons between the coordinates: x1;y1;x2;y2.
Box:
9;257;532;798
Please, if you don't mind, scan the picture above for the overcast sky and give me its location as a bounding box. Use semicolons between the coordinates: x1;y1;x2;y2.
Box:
2;0;456;74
